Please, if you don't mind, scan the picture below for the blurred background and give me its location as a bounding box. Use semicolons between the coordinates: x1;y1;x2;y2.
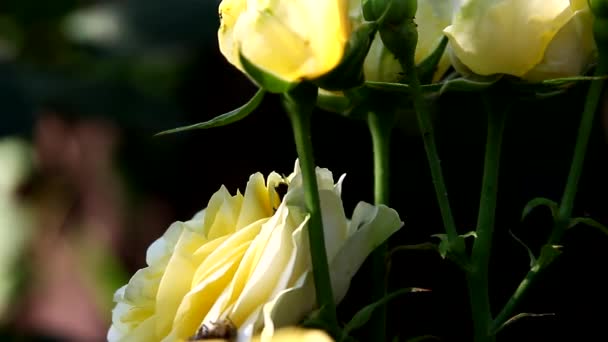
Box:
1;1;608;341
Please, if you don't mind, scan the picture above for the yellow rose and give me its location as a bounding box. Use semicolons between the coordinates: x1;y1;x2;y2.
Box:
444;0;596;81
108;161;402;342
218;0;351;83
363;0;456;83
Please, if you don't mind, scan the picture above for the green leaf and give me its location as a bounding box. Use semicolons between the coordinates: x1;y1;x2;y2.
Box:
431;231;476;259
239;52;296;93
416;36;448;84
521;197;559;221
568;217;608;236
508;230;536;267
315;22;378;90
155;89;266;136
340;288;429;341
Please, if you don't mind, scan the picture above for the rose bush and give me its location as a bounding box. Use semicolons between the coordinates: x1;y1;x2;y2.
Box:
108;161;402;342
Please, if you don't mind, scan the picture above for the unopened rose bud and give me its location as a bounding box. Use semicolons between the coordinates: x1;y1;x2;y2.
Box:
445;0;597;82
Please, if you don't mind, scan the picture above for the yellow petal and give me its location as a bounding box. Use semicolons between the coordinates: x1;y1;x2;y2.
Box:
170;242;250;340
523;6;596;81
236;172;275;229
155;225;208;337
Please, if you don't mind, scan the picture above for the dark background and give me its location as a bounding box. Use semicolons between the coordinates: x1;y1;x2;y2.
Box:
1;0;607;341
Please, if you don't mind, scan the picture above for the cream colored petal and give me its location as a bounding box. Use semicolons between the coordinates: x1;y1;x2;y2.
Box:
445;0;575;76
287;162;336;193
207;188;245;240
202;185;241;236
262;203;402;339
318;189;349;260
331;203;402;303
218;0;248;68
223;209;309;335
123;266;163;306
229;207;299;326
116;315;158;342
199;218;270;324
146;222;185;266
416;0;456;81
260;273;315;341
523;7;595;81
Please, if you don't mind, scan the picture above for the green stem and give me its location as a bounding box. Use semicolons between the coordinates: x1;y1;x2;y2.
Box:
467;95;507;342
283;84;338;330
367;110;393;341
492;62;607;333
403;50;460;250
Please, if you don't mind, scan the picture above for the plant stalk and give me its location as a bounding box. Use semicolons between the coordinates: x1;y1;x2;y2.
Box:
284;85;338;331
492;62;607;333
367;110;393;341
467;95;507;342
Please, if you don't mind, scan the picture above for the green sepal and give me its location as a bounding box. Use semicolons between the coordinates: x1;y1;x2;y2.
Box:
431;231;474;270
155;89;265;136
416;36;448;84
363;0;417;25
339;287;429;342
508;230;536;267
438;73;502;94
282;82;318;119
521;197;558;221
239;51;296;93
492;312;555;335
364;73;501;95
506;74;608;99
314;22;378;91
535;244;562;269
568;216;608;236
378;19;417;64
